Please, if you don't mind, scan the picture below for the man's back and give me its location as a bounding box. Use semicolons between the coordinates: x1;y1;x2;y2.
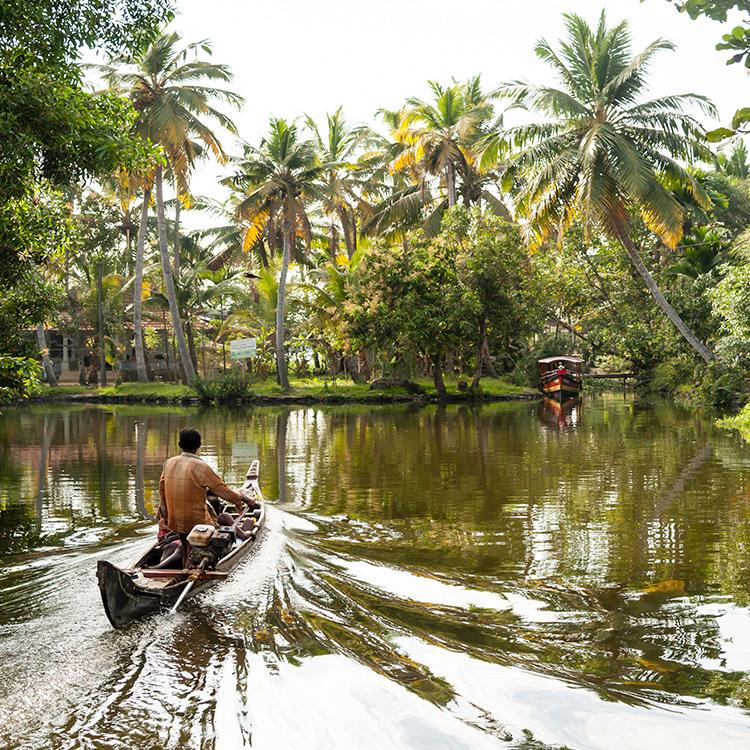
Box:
159;451;242;534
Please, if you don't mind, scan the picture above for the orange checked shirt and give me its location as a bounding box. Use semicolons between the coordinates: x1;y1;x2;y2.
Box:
158;452;244;534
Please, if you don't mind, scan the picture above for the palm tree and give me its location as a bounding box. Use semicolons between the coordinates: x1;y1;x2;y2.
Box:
227;118;322;388
100;32;243;384
363;81;507;239
497;12;716;362
716;140;749;179
666;226;727;279
305;108;364;259
399;78;495;208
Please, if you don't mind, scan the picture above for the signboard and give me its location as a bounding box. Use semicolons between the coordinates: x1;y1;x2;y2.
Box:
229;337;257;360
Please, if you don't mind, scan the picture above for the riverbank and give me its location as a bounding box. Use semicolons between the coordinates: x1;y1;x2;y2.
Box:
30;377;540;405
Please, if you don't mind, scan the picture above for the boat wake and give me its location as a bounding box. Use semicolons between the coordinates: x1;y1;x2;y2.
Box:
2;506;750;750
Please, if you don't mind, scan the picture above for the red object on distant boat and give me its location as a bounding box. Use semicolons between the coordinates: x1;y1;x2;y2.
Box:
538;356;583;400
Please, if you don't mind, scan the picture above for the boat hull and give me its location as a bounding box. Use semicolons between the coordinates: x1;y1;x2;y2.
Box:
97;560;167;628
542;376;581;399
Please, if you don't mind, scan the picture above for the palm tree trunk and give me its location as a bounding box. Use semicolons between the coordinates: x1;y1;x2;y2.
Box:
432;352;446;397
155;165;196;384
471;317;486;390
133;189;150;383
36;323;57;386
275;212;291;389
173;191;181;280
96;261;108;387
329;223;338;260
339;208;356;259
619;234;713;362
445;162;457;208
185;316;198;370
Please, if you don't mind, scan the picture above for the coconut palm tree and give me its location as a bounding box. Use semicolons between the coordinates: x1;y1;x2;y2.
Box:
364;81;508;239
227;118;322;389
305;108;365;259
100;32;243;384
497;12;716;361
399;77;496;208
666;226;728;279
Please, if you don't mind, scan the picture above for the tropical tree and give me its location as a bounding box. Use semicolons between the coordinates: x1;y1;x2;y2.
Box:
364;80;508;239
399;78;495;208
305;108;365;259
666;226;728;279
716;141;750;179
100;31;243;384
496;12;717;362
227;118;322;388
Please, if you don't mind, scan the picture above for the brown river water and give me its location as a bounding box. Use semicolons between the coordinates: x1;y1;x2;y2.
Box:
1;395;750;749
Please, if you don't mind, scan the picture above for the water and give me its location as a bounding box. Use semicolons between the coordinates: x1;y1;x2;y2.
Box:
1;395;750;749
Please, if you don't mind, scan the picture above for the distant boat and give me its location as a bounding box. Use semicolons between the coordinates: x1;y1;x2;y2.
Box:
538;356;583;400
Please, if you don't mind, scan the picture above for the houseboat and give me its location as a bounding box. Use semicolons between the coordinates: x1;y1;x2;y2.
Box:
538;356;583;400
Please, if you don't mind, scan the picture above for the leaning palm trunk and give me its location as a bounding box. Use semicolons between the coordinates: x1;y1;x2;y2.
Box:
619;234;713;362
133;189;150;383
36;323;57;386
155;165;196;384
275;216;291;389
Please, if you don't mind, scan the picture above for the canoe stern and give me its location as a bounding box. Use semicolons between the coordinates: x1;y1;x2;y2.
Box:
96;560;162;629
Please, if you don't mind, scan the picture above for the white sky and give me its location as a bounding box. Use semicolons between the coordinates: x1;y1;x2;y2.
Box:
167;0;749;214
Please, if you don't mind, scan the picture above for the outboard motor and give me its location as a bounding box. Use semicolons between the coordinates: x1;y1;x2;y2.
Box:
186;524;234;569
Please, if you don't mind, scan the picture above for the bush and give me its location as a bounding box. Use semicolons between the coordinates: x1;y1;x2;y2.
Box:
193;371;254;402
0;355;41;403
693;337;750;409
648;357;693;395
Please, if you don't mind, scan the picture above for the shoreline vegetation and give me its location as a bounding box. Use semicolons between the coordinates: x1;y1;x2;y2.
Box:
28;377;539;406
6;6;750;416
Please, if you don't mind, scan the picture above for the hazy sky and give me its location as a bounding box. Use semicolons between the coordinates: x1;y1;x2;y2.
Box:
166;0;748;210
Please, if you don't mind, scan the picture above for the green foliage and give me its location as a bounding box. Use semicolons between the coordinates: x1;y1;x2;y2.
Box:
349;208;541;381
0;356;42;403
716;141;750;178
694;337;750;407
649;357;693;394
668;1;750;138
710;261;750;337
0;0;170;401
193;371;254;402
0;266;61;358
349;228;467;365
1;1;173;64
498;11;715;251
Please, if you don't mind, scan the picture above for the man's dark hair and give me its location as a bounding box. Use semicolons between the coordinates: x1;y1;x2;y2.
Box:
178;428;201;452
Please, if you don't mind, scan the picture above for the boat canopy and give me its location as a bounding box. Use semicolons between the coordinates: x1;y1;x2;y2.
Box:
538;356;584;364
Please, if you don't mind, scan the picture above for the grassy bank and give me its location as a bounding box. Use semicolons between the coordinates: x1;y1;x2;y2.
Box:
30;377;538;405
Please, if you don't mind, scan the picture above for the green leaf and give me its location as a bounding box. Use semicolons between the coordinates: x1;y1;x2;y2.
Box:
732;107;750;128
706;127;736;142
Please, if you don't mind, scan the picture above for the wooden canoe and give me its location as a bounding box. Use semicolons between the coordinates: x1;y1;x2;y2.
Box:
97;460;266;629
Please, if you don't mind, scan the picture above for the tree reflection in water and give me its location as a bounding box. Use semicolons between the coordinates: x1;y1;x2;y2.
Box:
1;396;750;749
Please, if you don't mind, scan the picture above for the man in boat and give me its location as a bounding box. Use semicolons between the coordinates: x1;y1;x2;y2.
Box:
157;428;256;539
